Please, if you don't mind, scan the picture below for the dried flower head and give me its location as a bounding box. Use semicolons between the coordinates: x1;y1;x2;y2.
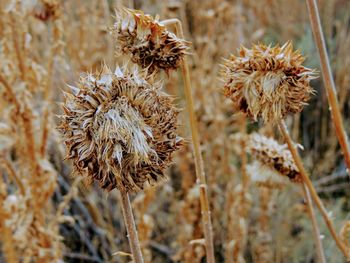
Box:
221;42;317;122
247;133;302;187
58;66;182;192
112;8;189;73
33;0;61;21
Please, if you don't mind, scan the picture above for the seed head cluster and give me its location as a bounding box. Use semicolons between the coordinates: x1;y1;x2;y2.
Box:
58;66;182;192
247;133;302;187
112;8;189;73
221;42;316;123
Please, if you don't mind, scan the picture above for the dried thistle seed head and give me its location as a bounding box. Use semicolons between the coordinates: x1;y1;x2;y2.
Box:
58;66;182;192
33;0;61;21
221;42;317;122
112;8;189;73
247;133;302;186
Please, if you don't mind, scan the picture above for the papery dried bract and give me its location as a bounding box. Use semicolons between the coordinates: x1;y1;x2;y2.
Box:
112;8;189;73
58;66;182;192
221;42;316;122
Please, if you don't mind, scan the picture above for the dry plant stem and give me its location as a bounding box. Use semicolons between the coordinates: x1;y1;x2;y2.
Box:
306;0;350;175
162;18;216;263
120;190;144;263
278;120;349;259
302;183;326;263
0;175;18;263
0;158;25;195
9;14;26;82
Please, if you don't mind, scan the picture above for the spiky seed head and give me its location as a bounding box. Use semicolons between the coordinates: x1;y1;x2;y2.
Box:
111;8;189;73
58;66;182;192
247;133;302;187
221;42;317;123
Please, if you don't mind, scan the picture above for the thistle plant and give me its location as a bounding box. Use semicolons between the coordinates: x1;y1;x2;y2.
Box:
222;42;349;261
59;66;182;262
222;42;316;123
112;8;189;73
112;8;216;263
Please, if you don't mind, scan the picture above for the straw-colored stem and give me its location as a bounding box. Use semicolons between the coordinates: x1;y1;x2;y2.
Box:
0;174;18;263
278;120;349;259
162;18;215;263
9;14;26;82
306;0;350;175
120;190;144;263
302;183;326;263
0;158;25;196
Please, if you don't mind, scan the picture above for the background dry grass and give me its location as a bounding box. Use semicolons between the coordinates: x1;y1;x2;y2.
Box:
0;0;350;262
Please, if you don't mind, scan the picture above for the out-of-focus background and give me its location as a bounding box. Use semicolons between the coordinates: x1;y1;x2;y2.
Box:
0;0;350;262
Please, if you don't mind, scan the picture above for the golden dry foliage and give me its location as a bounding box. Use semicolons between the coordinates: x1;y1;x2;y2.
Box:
1;0;350;262
0;1;69;261
225;183;252;263
174;184;206;263
251;188;273;263
59;66;182;192
112;8;189;73
221;42;316;122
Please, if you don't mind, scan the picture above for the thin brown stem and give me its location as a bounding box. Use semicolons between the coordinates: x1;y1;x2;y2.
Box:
120;190;144;263
278;120;349;259
162;18;216;263
302;183;326;263
306;0;350;176
9;13;26;82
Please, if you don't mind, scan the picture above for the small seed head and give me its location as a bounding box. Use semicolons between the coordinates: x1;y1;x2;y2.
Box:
247;133;302;187
111;8;189;73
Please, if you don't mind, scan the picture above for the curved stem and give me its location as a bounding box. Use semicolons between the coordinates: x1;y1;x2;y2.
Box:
306;0;350;176
302;183;326;263
278;120;349;259
120;190;144;263
162;18;216;263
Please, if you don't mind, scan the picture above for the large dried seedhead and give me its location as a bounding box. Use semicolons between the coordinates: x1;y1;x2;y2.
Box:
247;133;302;188
58;66;182;192
112;8;189;73
221;42;316;122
